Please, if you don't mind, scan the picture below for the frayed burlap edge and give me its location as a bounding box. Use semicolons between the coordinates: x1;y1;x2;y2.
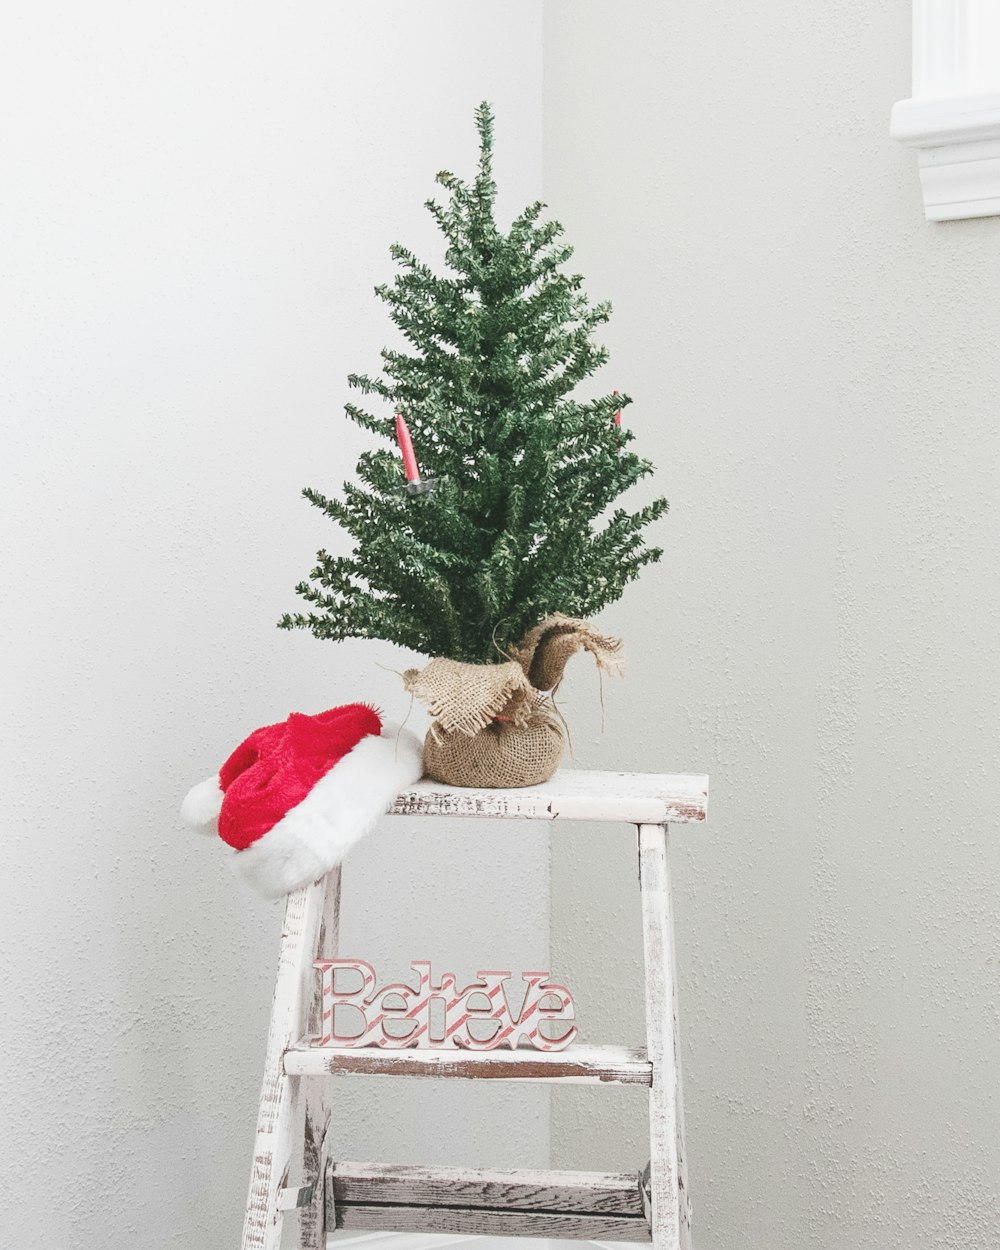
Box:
508;613;624;693
403;617;623;736
402;657;534;738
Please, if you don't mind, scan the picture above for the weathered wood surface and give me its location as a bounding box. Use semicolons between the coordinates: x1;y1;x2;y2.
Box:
329;1161;647;1215
240;882;322;1250
298;866;341;1250
332;1203;651;1241
668;861;693;1250
284;1040;651;1084
389;769;708;825
237;773;703;1250
638;824;690;1250
240;868;342;1250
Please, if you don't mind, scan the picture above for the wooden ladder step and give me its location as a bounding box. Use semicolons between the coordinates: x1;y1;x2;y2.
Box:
328;1161;652;1243
389;768;709;825
284;1041;652;1085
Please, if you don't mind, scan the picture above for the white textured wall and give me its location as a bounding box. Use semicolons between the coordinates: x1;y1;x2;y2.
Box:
0;5;544;1248
8;6;999;1248
545;3;1000;1248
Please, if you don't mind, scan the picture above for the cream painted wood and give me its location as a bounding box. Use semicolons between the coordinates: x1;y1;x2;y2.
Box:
299;866;342;1249
333;1205;651;1241
329;1160;647;1216
390;769;707;825
240;867;342;1250
638;825;690;1250
241;773;705;1250
284;1041;651;1084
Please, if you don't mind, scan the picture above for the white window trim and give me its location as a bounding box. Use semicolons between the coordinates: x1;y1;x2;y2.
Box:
891;1;1000;220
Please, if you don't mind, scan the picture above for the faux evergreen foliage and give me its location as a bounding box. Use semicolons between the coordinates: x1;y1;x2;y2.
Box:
279;102;667;664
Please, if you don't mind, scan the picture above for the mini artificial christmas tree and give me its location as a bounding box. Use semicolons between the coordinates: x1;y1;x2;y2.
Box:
280;102;667;787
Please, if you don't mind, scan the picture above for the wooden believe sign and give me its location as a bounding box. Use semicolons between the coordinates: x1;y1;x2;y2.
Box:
311;959;577;1051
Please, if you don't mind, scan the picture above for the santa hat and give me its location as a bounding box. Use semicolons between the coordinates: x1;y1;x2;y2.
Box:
181;703;423;898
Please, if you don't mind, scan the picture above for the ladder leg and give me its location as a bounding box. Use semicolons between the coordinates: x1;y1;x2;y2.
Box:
638;824;691;1250
240;867;342;1250
299;866;341;1249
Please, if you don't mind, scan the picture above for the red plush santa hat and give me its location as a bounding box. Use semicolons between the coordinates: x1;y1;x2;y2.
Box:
181;703;423;897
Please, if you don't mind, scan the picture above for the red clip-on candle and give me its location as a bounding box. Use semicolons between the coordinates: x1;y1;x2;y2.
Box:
612;389;622;427
395;412;435;495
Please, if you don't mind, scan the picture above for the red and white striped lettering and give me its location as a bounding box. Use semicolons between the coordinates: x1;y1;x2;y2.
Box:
310;960;577;1052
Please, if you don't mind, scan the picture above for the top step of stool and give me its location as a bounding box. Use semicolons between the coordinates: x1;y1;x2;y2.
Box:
389;769;708;826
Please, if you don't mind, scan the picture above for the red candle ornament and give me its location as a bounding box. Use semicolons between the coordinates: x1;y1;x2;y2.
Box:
612;390;622;427
395;413;421;483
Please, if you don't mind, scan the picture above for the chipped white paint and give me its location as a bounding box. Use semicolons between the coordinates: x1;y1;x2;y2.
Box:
328;1162;653;1244
299;871;341;1250
245;775;702;1250
332;1204;652;1241
329;1159;648;1216
391;770;708;825
638;825;688;1250
241;867;341;1250
284;1041;652;1084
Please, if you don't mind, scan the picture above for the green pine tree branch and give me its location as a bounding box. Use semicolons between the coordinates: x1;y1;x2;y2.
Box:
280;102;668;663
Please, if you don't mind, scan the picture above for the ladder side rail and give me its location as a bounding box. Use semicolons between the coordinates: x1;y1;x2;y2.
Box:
669;845;692;1248
638;822;691;1250
239;868;340;1250
298;865;342;1249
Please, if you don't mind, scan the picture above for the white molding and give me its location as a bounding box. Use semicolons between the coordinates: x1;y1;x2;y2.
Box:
891;92;1000;146
892;2;1000;220
891;92;1000;219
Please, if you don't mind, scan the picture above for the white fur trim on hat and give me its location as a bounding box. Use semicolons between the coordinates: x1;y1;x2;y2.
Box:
236;723;423;898
180;774;224;833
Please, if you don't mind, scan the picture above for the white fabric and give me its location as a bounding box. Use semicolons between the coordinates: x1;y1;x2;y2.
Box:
236;723;423;898
180;774;224;832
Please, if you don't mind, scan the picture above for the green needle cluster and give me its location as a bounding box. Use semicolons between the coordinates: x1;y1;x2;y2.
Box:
279;102;667;664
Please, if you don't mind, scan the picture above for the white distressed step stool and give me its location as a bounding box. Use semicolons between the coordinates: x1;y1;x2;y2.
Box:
240;767;708;1250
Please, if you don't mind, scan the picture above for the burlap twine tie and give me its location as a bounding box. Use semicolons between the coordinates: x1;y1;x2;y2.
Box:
403;615;623;788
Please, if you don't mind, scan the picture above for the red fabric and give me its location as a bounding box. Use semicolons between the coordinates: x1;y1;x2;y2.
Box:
217;703;382;851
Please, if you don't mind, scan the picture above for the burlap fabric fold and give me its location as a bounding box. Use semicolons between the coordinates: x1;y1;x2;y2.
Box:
509;613;624;693
402;657;534;736
403;615;623;788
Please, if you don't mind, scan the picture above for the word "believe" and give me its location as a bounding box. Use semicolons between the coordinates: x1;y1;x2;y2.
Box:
311;959;577;1052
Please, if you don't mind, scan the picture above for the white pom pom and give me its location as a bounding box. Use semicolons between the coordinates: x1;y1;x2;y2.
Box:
181;775;224;833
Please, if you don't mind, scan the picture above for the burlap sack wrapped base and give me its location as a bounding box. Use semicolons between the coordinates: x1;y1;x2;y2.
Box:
404;615;623;789
422;705;564;788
